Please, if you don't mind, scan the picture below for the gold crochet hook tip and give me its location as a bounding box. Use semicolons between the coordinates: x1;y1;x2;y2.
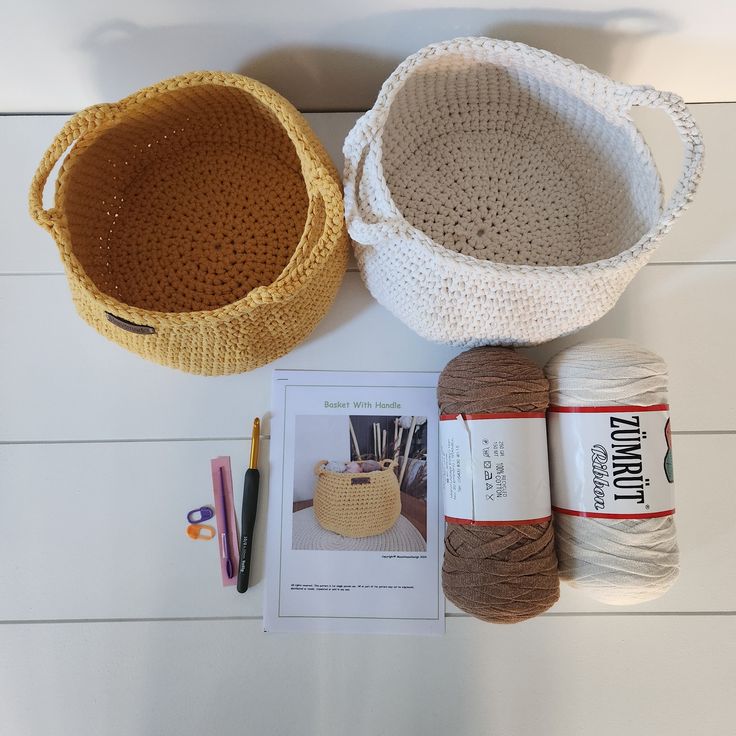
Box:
249;417;260;469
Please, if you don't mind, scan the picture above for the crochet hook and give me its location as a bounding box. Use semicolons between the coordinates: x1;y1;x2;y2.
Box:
237;418;261;593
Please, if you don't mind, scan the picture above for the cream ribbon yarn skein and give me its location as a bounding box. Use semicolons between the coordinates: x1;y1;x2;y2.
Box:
544;338;679;604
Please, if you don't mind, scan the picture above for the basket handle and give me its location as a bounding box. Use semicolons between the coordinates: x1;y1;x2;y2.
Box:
342;111;405;249
379;459;396;471
29;103;118;232
347;87;705;251
314;460;328;476
623;86;704;239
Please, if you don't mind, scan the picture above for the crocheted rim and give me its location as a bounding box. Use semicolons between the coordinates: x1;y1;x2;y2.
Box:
344;37;703;276
315;459;398;478
46;72;344;325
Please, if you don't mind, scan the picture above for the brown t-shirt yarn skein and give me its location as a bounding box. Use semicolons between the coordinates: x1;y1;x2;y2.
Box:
438;347;560;623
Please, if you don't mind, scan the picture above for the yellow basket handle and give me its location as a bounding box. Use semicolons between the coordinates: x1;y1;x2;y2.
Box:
29;103;118;232
314;460;328;476
380;459;397;471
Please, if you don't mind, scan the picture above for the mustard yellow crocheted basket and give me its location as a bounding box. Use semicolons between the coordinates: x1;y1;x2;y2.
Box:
313;460;402;538
29;72;349;375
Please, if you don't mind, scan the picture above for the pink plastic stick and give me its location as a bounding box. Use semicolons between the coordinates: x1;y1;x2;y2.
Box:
211;456;239;586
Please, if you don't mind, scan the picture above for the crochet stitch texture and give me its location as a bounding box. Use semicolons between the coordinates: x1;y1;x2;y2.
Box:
30;72;348;374
343;38;703;346
313;460;402;538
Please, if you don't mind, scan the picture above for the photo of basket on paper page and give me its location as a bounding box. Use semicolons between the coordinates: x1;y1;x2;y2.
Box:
291;415;427;551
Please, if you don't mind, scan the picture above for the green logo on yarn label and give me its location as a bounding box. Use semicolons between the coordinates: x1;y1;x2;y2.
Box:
547;405;675;519
663;417;674;483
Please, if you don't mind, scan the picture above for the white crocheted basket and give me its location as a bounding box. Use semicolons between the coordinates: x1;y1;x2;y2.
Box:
343;38;703;346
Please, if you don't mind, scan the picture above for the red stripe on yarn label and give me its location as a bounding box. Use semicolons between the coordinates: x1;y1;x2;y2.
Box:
547;407;675;518
439;414;551;524
441;412;547;421
445;515;552;526
552;506;675;520
549;404;669;414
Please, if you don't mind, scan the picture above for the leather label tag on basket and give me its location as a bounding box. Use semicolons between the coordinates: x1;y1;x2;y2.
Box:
350;477;371;485
104;312;155;335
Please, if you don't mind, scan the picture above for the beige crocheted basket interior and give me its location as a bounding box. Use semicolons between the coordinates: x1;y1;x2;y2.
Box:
345;40;702;346
379;56;661;267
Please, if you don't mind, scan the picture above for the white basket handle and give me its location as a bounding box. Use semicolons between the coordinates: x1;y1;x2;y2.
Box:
343;111;408;248
623;86;704;241
347;84;705;253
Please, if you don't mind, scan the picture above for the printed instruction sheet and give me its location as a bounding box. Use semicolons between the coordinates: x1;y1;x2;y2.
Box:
264;370;444;634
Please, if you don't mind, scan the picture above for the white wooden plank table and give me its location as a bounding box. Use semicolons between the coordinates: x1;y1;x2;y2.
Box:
1;105;735;735
2;617;734;736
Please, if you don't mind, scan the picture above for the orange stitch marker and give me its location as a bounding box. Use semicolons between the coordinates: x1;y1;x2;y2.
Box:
187;523;215;541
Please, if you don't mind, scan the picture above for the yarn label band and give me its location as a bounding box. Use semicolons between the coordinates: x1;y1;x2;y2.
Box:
439;413;552;525
547;405;675;519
